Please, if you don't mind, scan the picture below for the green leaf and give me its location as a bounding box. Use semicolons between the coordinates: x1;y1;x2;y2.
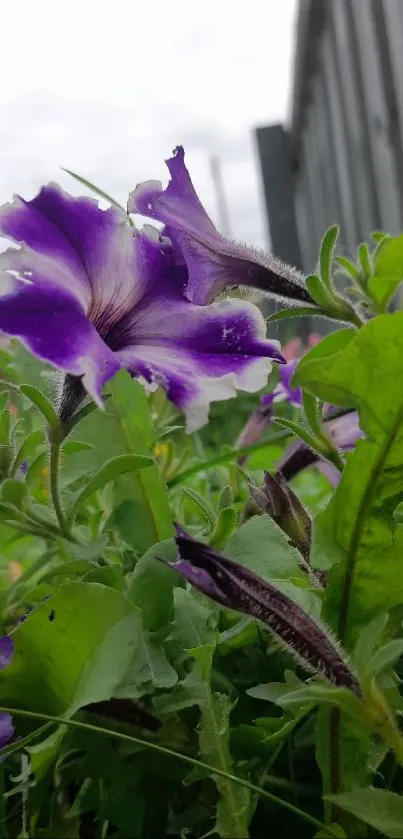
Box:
209;507;237;549
335;256;359;281
167;587;217;653
69;453;153;520
181;486;216;528
116;631;177;699
127;539;178;631
0;582;141;716
0;478;27;508
371;234;403;307
320;225;339;290
266;305;321;323
67;371;172;553
303;314;403;645
306;274;336;310
225;517;320;616
326;788;403;838
353;613;388;679
357;242;371;279
20;384;58;430
371;639;403;677
11;429;44;476
292;329;355;401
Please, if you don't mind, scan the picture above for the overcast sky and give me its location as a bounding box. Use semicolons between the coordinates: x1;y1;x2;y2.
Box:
0;0;297;248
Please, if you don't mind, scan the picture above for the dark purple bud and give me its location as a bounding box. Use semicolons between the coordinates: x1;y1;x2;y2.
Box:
249;471;311;561
159;526;360;695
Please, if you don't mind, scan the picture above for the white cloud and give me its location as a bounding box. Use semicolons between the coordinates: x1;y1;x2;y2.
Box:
0;0;297;247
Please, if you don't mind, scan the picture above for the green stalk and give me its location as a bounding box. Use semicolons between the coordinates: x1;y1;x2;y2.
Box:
49;432;71;539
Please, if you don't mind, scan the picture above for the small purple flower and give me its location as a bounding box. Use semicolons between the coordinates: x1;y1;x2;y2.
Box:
261;359;302;409
128;146;313;307
278;409;362;485
0;169;285;431
160;526;360;694
0;636;14;749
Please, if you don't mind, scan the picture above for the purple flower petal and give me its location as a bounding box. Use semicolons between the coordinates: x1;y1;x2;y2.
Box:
277;410;362;484
0;713;14;749
0;181;285;428
0;283;119;407
116;290;283;432
261;360;301;409
128;146;313;306
0;636;13;671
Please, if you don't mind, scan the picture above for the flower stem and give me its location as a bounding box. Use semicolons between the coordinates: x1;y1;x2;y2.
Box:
49;431;70;539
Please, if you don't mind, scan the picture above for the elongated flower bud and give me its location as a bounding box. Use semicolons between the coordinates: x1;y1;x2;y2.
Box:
160;526;360;695
249;471;311;560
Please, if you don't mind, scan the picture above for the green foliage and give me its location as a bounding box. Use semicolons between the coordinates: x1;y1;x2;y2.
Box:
2;225;403;838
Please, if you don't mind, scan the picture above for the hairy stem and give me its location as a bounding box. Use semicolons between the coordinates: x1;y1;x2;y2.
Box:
49;432;71;539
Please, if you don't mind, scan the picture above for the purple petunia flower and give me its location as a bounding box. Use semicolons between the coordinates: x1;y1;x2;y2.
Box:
261;359;302;409
278;409;362;486
128;146;313;307
159;525;360;694
0;161;286;431
0;636;14;749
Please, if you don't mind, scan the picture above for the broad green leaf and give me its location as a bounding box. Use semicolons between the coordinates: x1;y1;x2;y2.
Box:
326;788;403;838
167;587;217;654
370;234;403;307
116;630;177;699
127;538;178;631
291;329;355;401
20;384;58;430
69;453;153;519
0;582;141;716
298;315;403;645
371;639;403;677
225;517;320;616
67;371;172;553
0;479;27;508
